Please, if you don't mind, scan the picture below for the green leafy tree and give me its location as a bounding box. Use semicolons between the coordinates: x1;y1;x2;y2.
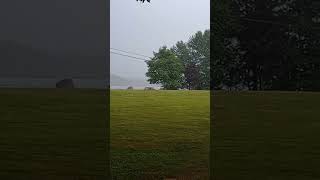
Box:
146;47;184;90
171;41;200;89
188;30;210;89
171;30;210;90
232;0;320;91
211;0;241;90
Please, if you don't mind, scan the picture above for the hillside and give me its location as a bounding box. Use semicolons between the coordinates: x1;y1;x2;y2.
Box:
110;74;131;86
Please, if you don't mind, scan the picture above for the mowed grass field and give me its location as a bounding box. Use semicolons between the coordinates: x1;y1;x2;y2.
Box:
0;89;108;179
212;91;320;180
0;89;209;179
3;89;319;179
111;90;210;179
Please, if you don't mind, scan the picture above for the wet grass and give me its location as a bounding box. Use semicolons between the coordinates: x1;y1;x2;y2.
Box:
0;89;108;179
0;89;209;179
111;90;210;179
212;91;320;180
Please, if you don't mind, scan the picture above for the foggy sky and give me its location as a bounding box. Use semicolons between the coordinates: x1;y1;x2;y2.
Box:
111;0;210;79
0;0;106;55
0;0;108;79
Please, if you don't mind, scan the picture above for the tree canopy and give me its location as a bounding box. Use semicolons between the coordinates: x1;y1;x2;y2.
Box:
141;0;320;91
212;0;320;91
146;47;184;90
146;30;210;90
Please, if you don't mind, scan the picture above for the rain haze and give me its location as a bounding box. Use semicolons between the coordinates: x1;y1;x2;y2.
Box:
0;0;107;88
110;0;210;88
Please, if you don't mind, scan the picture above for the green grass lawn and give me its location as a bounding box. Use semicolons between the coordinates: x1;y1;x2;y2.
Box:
4;89;319;179
111;90;210;179
212;91;320;180
0;89;108;179
4;89;320;179
0;89;209;179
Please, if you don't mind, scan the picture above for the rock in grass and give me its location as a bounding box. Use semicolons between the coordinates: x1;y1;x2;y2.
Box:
56;79;75;88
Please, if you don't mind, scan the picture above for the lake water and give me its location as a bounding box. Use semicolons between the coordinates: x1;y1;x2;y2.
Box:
111;85;161;90
0;78;107;89
0;78;162;89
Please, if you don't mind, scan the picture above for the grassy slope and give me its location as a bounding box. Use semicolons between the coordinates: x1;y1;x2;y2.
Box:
0;89;108;179
4;89;319;179
111;90;210;179
212;91;320;180
4;89;317;179
0;89;209;179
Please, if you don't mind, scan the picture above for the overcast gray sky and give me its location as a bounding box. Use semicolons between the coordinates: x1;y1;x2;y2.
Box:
110;0;210;79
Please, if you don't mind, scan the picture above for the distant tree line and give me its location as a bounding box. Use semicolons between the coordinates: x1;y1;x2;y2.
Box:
146;30;210;90
212;0;320;91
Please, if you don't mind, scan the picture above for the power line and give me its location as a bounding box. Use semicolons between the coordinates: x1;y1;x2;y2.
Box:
110;48;153;59
110;51;150;62
224;16;320;29
238;17;289;26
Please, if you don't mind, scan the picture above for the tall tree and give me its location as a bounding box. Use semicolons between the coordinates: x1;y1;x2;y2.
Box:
212;0;320;91
211;0;241;90
146;47;184;90
171;41;200;90
234;0;320;91
171;30;210;90
188;30;210;90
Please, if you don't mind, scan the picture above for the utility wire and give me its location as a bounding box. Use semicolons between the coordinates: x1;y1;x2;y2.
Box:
110;51;150;62
237;17;289;26
218;16;320;29
110;48;152;59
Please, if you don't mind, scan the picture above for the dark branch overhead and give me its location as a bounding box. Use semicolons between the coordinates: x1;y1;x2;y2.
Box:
137;0;150;2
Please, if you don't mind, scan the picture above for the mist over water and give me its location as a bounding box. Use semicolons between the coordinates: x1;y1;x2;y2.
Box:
0;78;107;89
0;0;107;89
110;74;160;89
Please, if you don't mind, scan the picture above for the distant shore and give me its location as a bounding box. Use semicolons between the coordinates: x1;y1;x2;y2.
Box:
110;85;161;90
0;77;106;89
